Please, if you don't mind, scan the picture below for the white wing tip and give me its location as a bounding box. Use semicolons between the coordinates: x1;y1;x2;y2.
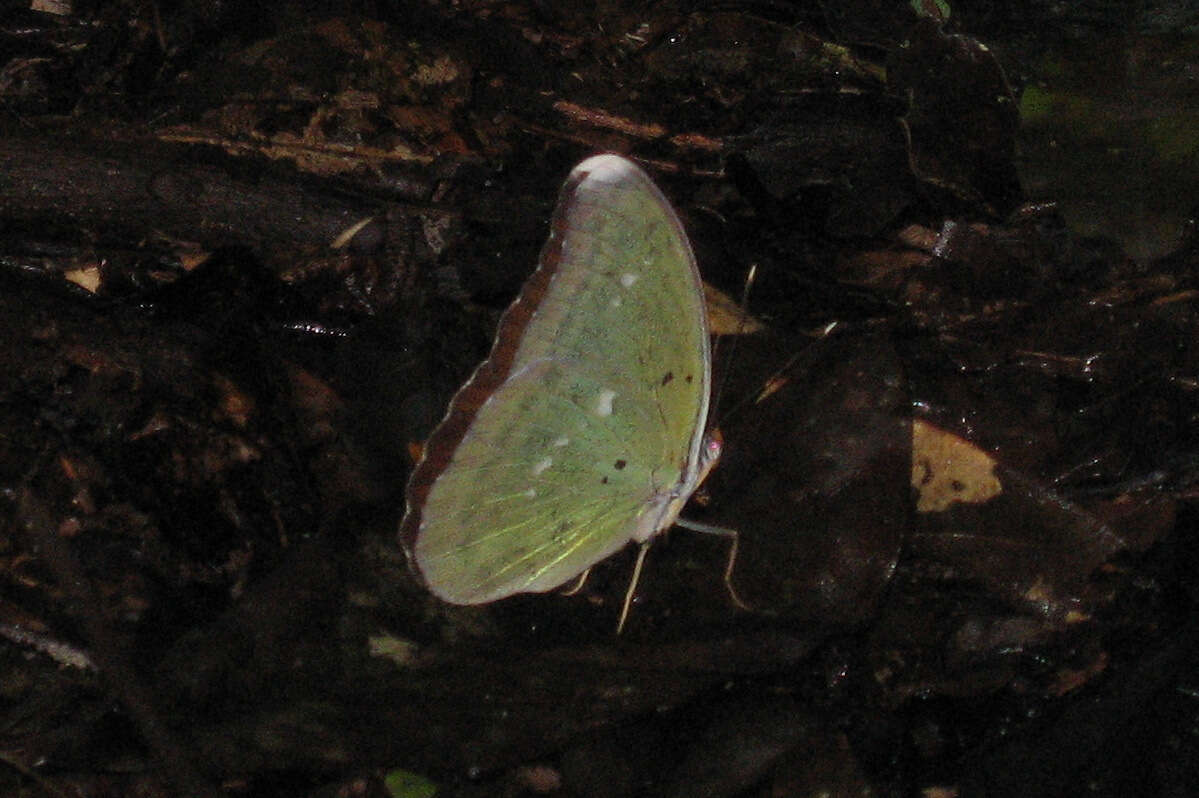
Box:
573;153;640;184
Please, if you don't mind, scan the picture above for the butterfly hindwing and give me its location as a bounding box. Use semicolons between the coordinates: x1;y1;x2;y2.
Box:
403;155;712;604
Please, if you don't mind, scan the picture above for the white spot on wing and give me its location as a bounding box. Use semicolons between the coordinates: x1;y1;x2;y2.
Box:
532;456;553;476
594;389;616;417
553;436;570;447
620;272;638;288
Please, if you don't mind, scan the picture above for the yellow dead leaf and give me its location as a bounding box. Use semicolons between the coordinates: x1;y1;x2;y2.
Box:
63;266;101;293
704;282;764;335
911;419;1002;512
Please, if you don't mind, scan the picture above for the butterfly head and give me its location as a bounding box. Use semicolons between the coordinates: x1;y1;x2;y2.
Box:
699;428;723;483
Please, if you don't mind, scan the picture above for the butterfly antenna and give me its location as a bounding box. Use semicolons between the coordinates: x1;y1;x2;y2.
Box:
711;263;759;427
616;541;652;634
718;318;841;427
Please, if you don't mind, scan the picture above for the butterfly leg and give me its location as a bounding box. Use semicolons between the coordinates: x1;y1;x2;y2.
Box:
559;567;592;597
675;517;752;611
616;541;652;634
720;530;752;611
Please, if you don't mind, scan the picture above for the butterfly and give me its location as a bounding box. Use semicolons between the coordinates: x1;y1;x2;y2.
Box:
401;154;742;630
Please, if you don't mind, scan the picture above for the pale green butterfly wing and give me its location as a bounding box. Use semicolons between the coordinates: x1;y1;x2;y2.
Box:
400;154;714;604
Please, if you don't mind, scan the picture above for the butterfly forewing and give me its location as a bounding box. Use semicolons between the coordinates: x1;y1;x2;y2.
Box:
402;155;712;604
